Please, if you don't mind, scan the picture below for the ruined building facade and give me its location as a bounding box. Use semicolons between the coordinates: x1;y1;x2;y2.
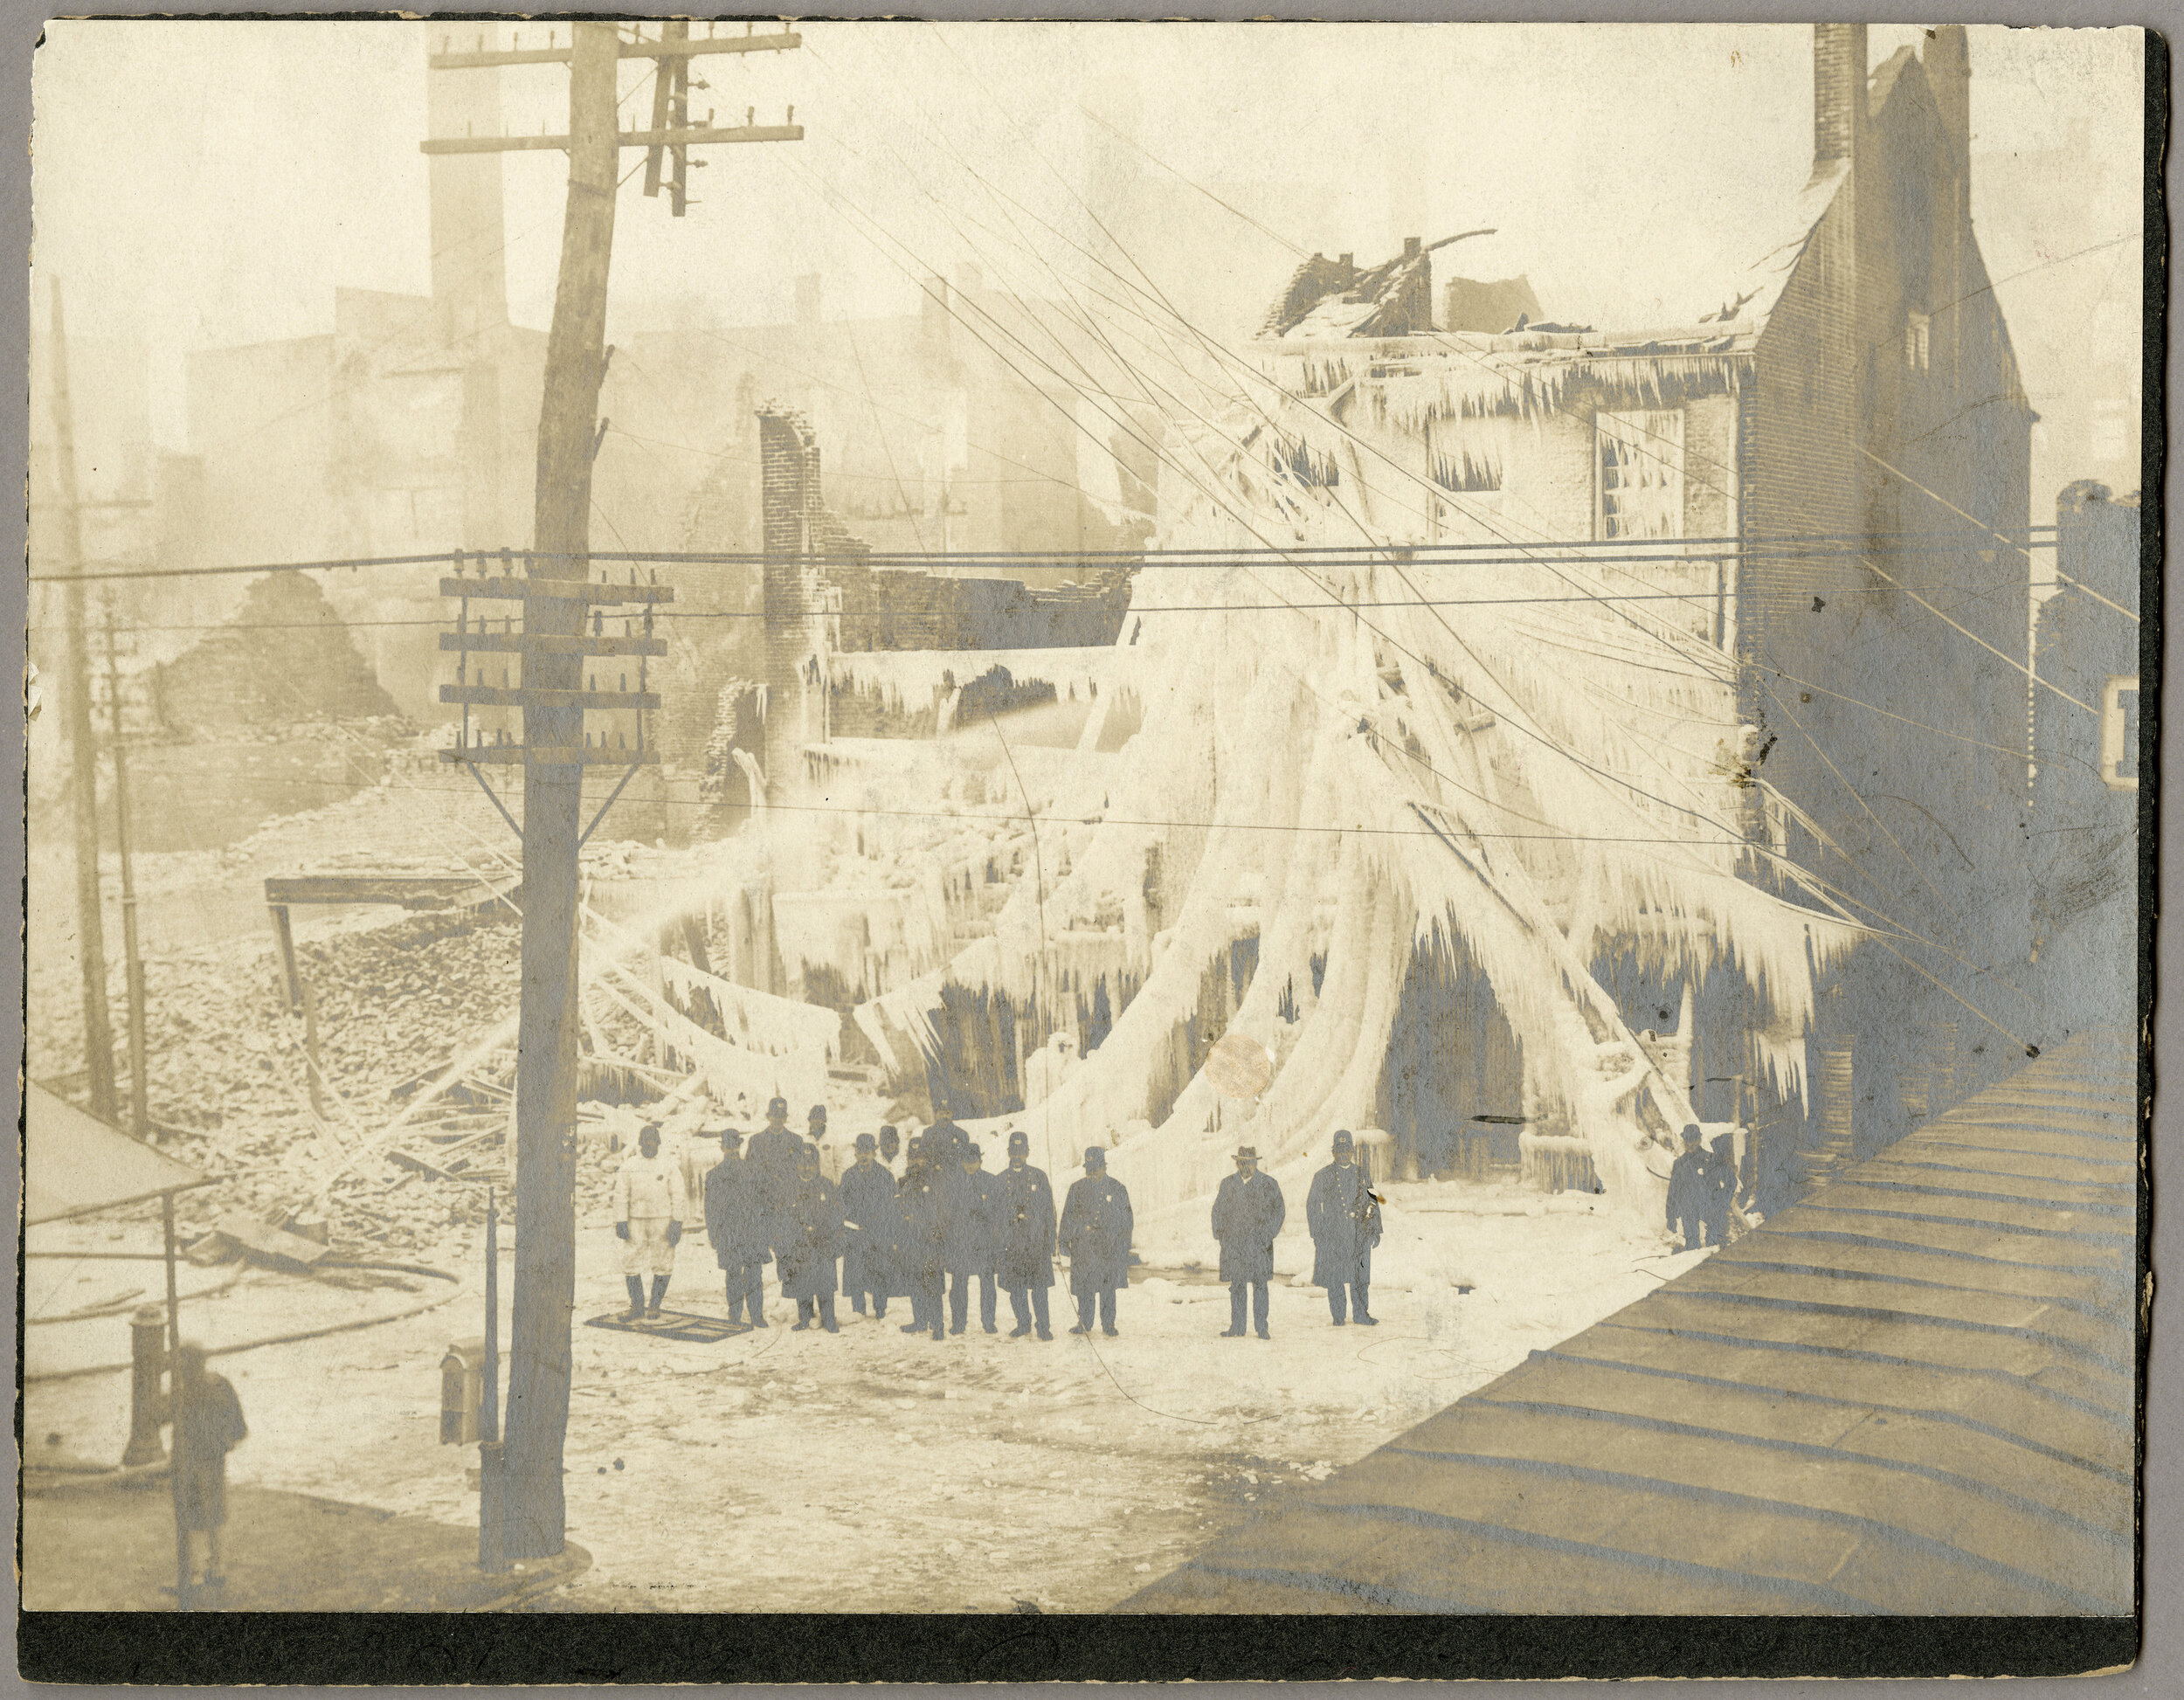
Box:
1243;24;2035;1177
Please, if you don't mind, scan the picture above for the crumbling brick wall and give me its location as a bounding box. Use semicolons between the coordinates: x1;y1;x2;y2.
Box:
155;570;404;733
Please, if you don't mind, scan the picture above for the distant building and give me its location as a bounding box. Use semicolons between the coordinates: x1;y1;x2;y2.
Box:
171;27;1134;766
2028;481;2139;1032
1238;24;2035;1171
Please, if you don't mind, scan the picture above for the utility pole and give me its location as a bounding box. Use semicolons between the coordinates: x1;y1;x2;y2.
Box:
101;609;152;1138
425;18;800;1563
47;280;118;1121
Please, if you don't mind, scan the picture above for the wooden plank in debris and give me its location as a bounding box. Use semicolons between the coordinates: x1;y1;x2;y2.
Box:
214;1212;331;1270
387;1148;466;1183
265;875;516;910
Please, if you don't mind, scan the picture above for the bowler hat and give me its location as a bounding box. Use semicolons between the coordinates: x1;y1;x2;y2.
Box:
1082;1145;1106;1170
809;1104;828;1123
1234;1146;1259;1162
1331;1129;1355;1151
1006;1130;1030;1154
719;1129;744;1147
854;1131;876;1151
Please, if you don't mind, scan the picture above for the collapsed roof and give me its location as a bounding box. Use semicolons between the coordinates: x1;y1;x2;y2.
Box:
1261;232;1494;340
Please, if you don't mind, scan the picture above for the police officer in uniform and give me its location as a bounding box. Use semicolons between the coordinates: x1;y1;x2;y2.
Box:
779;1144;846;1331
1307;1130;1381;1325
893;1134;947;1340
704;1128;769;1327
996;1129;1057;1340
1060;1146;1133;1337
923;1116;971;1172
1211;1144;1286;1339
746;1096;803;1285
839;1131;899;1320
944;1143;1002;1335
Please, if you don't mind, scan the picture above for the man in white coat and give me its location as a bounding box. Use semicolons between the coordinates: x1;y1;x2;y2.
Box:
614;1123;688;1320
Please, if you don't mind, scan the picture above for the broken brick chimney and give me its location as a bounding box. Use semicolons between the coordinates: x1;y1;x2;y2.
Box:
1812;22;1867;172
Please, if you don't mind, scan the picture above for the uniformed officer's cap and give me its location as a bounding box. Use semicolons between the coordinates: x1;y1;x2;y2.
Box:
1006;1130;1030;1154
796;1143;820;1168
1082;1145;1106;1170
880;1123;898;1139
854;1131;876;1151
808;1104;828;1124
639;1121;662;1139
964;1144;982;1163
767;1096;789;1117
1234;1145;1259;1162
1331;1129;1354;1151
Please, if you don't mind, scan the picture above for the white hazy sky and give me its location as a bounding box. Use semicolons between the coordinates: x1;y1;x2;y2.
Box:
31;20;2146;501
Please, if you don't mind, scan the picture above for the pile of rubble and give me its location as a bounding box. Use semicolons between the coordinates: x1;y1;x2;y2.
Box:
125;911;527;1253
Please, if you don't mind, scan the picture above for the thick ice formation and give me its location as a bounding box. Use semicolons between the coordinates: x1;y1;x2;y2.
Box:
808;373;1862;1227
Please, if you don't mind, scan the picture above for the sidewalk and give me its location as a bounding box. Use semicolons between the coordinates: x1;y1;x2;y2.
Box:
22;1474;590;1611
1119;1032;2137;1614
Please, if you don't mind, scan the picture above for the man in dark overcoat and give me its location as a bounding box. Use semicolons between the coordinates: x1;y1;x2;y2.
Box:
944;1142;1002;1335
1306;1130;1381;1325
1666;1124;1715;1252
1060;1145;1133;1337
1700;1129;1738;1247
893;1136;947;1341
996;1128;1057;1340
839;1131;899;1319
704;1128;770;1327
778;1144;846;1331
923;1116;971;1172
745;1095;803;1269
1211;1144;1286;1339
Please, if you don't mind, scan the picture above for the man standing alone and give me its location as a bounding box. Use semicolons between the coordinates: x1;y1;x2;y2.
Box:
996;1129;1057;1341
1667;1124;1718;1252
614;1123;687;1320
1060;1146;1133;1337
703;1128;769;1327
1306;1130;1380;1327
1212;1145;1285;1339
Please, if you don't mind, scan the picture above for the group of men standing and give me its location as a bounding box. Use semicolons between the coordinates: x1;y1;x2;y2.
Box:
666;1098;1134;1342
612;1099;1389;1338
1212;1130;1384;1337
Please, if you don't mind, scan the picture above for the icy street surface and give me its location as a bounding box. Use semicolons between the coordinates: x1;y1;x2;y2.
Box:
29;1188;1682;1613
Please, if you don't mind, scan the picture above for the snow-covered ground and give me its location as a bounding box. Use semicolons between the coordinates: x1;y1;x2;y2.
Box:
25;1185;1695;1613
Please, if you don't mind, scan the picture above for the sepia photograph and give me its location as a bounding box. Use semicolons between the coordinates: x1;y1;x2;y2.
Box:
17;14;2153;1679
